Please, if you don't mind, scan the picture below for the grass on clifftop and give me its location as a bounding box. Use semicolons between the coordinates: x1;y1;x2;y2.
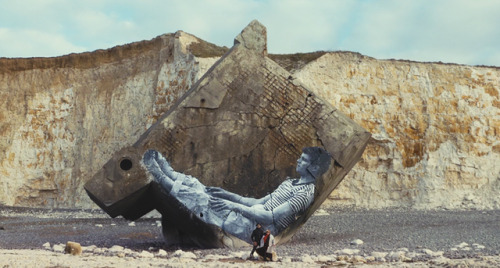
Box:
269;51;328;72
189;38;328;72
188;39;229;58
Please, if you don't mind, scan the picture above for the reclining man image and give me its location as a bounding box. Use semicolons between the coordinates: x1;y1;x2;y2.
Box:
143;146;331;243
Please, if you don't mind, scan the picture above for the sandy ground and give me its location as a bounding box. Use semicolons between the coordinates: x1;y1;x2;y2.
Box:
1;207;499;267
1;248;500;267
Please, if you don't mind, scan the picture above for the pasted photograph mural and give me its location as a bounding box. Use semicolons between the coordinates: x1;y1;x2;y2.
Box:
143;147;331;243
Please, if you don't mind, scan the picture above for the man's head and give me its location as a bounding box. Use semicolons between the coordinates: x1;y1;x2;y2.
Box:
265;229;271;235
256;223;262;229
299;147;331;179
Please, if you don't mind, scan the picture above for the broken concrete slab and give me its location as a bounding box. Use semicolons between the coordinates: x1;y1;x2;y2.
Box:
84;20;371;248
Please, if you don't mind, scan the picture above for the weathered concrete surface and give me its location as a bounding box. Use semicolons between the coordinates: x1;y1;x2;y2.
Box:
84;21;370;248
234;20;267;56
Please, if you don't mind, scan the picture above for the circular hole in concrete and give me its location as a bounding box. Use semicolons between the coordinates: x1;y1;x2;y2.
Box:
120;158;133;171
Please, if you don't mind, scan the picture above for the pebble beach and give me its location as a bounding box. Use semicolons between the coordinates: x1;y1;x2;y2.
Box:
1;207;499;267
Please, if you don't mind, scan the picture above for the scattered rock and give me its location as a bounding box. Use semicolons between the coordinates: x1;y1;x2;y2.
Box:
93;248;105;254
316;255;328;262
313;209;330;216
52;244;64;253
301;254;314;263
181;251;197;259
123;248;134;256
82;245;97;253
138;250;154;258
157;249;168;257
335;248;360;255
365;256;376;262
473;243;486;250
429;256;453;266
317;255;334;262
350;239;364;245
172;249;184;257
64;241;82;255
352;255;366;263
371;251;388;259
128;222;136;227
387;250;410;262
453;242;472;251
337;255;349;262
172;249;197;259
406;251;422;260
109;245;124;254
421;248;444;258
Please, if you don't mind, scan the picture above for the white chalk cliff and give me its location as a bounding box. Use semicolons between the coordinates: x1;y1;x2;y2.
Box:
0;30;498;210
294;53;499;209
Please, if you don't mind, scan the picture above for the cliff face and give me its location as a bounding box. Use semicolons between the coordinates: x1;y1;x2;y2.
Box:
1;32;498;209
0;31;216;208
294;53;500;209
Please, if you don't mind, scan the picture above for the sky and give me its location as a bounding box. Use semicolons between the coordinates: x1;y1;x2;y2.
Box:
1;0;499;67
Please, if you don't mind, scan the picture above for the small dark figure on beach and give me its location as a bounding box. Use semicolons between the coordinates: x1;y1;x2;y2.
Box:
249;223;264;259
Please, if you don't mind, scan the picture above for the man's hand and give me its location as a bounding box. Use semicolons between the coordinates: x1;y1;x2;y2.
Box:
206;187;232;199
209;196;237;212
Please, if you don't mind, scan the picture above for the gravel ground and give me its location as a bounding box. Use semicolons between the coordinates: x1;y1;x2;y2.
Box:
1;206;499;267
285;209;500;258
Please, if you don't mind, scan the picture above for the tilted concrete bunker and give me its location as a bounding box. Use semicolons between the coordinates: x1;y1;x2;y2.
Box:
85;20;371;248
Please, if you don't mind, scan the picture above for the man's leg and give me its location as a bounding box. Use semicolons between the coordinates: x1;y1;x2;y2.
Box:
143;150;176;192
250;245;257;257
256;247;268;260
144;150;207;195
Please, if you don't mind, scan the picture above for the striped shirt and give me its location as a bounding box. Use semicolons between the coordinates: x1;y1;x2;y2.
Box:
263;179;315;232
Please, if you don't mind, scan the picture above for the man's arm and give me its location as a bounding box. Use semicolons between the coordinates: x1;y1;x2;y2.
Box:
206;187;270;206
210;197;293;226
239;200;294;226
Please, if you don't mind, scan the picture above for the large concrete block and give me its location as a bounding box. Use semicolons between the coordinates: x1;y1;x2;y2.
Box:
85;20;371;248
